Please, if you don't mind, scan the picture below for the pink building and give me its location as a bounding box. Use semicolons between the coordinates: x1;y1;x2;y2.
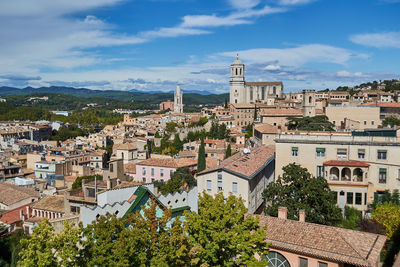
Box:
159;100;174;111
258;208;386;267
135;158;197;183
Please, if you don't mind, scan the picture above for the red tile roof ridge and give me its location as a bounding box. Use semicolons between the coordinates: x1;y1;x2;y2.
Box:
323;160;370;167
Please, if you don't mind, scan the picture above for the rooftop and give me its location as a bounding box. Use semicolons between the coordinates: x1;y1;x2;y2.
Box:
32;195;65;213
0;183;39;206
137;158;197;168
245;81;283;86
198;145;275;179
323;160;370;167
254;123;279;134
259;215;386;267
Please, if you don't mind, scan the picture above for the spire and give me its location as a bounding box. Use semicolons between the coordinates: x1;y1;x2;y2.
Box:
236;53;239;60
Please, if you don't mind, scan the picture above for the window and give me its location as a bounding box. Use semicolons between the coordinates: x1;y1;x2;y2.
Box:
358;149;365;159
378;150;387;160
347;192;353;204
379;168;387;183
142;168;146;175
371;120;375;125
250;88;253;101
218;181;222;191
151;168;154;176
232;182;237;193
354;193;362;205
291;147;298;157
299;257;308;267
364;120;367;125
160;169;164;177
217;171;222;179
365;193;367;205
142;178;146;183
318;262;328;267
316;166;324;178
151;178;155;182
261;87;265;99
264;251;290;267
110;163;114;172
337;148;347;159
273;86;277;95
316;148;325;158
207;180;212;191
170;170;173;176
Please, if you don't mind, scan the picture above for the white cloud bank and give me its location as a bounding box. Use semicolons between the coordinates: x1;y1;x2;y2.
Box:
350;32;400;48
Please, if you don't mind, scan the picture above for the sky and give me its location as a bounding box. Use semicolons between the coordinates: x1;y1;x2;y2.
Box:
1;0;400;93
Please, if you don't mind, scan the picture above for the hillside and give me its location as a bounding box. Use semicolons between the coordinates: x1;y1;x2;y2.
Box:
0;86;228;105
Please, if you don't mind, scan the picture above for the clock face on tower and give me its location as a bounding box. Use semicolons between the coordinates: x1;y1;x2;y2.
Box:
264;251;291;267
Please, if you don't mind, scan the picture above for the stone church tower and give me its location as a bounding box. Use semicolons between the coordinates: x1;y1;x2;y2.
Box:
174;84;183;113
302;89;316;117
229;55;245;104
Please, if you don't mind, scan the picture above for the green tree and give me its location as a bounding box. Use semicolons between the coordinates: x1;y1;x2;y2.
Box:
341;206;362;230
253;105;258;121
372;202;400;241
287;115;334;131
224;98;228;108
382;115;400;128
173;133;183;152
166;122;177;133
0;229;24;266
185;192;269;266
19;219;58;266
197;138;206;172
263;163;342;226
71;175;103;190
225;144;232;159
156;167;197;195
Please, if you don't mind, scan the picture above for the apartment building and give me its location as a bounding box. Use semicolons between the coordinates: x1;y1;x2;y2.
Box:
197;145;275;214
325;106;381;130
275;128;400;212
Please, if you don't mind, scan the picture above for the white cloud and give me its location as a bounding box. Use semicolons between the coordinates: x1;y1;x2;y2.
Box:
278;0;315;5
228;0;261;9
220;44;367;66
264;64;281;71
180;14;252;28
350;32;400;48
336;70;364;77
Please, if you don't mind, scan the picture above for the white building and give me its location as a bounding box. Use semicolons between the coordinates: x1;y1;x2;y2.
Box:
174;85;183;113
197;145;275;214
229;55;283;105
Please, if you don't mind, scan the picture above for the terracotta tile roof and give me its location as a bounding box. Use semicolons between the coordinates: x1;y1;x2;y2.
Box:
258;215;386;267
124;163;137;174
254;123;279;134
363;102;400;108
114;143;137;150
0;202;32;224
245;81;283;86
323;160;370;167
198;145;275;179
137;158;197;168
32;195;65;213
206;157;219;169
0;183;39;206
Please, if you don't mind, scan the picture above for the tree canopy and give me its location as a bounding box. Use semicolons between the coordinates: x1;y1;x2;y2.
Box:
155;167;197;195
184;192;269;266
263;163;342;226
287;115;335;131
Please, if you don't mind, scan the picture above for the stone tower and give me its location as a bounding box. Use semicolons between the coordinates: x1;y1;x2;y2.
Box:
302;89;316;117
229;55;245;104
174;84;183;113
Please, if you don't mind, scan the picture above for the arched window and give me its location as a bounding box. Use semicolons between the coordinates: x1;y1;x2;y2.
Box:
250;88;253;101
273;86;276;95
309;96;312;104
264;251;290;267
236;68;238;75
261;87;265;100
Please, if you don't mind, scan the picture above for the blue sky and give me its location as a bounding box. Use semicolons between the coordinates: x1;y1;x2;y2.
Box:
0;0;400;93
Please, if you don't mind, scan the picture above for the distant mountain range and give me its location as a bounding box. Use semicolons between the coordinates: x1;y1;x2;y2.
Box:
0;86;228;105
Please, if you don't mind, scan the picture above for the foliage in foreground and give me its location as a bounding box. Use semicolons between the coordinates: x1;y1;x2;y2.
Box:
263;163;343;226
154;167;197;195
18;193;268;266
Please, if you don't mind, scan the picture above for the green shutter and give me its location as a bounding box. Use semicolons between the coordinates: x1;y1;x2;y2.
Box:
379;168;387;173
316;148;326;152
378;150;387;153
292;147;298;151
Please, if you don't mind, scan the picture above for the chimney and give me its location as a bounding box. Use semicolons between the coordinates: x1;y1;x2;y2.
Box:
26;206;30;219
299;209;306;222
278;207;287;220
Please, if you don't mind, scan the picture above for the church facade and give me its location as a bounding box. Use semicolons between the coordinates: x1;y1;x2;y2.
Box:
229;56;284;105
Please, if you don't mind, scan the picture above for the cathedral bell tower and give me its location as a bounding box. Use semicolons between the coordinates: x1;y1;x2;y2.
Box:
229;54;245;104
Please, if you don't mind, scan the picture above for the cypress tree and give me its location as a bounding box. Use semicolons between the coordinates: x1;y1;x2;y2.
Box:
197;138;206;172
225;144;232;159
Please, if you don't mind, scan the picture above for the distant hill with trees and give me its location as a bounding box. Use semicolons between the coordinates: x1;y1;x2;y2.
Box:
0;86;228;105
